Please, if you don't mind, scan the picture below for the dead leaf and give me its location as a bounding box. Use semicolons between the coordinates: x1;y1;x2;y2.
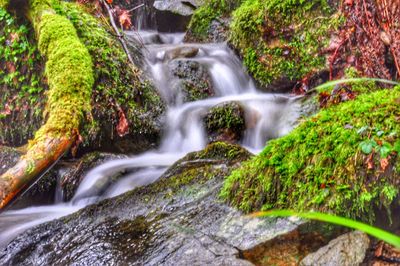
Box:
0;104;12;116
380;157;389;171
366;153;374;170
116;109;129;137
118;10;132;30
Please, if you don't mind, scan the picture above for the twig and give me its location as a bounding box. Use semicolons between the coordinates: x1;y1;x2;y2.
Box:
127;3;144;13
101;0;136;67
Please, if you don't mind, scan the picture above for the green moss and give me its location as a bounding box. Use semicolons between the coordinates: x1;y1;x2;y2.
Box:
187;0;243;41
221;86;400;223
28;1;94;142
230;0;342;86
0;0;7;8
205;102;245;137
188;141;251;161
0;7;47;145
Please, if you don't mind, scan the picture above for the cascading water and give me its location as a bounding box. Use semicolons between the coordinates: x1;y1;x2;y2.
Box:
0;31;302;248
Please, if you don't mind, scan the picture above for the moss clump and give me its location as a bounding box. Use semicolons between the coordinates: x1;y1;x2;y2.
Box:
221;86;400;223
0;7;47;145
230;0;341;87
0;0;7;8
30;8;94;140
184;141;251;162
204;101;245;142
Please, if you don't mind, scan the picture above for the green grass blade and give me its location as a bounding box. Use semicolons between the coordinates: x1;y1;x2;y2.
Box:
253;210;400;248
314;78;399;92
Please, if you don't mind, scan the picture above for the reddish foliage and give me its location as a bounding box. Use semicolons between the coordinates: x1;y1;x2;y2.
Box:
117;9;132;29
366;153;374;170
380;157;389;171
318;86;356;107
327;0;400;80
116;108;129;137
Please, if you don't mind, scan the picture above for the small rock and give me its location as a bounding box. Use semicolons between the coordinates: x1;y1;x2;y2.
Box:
300;231;370;266
153;0;204;16
165;46;199;61
169;59;214;103
204;102;246;143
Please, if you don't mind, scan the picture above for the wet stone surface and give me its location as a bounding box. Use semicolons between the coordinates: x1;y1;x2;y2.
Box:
0;143;313;265
169;59;214;103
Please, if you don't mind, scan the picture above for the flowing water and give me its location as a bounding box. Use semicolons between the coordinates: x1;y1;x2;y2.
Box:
0;31;302;248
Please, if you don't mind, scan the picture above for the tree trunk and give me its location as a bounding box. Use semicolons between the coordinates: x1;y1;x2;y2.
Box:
0;0;94;209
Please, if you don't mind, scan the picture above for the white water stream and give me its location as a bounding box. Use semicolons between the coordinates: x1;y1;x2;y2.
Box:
0;31;301;248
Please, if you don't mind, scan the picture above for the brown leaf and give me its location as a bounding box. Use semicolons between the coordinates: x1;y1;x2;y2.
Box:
0;104;12;116
366;153;374;170
116;109;129;137
380;157;389;171
318;91;331;108
9;32;19;42
5;62;16;73
118;10;132;30
71;133;83;158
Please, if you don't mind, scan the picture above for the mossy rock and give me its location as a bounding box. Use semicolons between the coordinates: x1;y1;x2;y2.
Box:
0;142;253;265
186;0;341;89
221;86;400;223
204;101;246;143
169;59;214;103
0;3;165;153
185;0;243;42
229;0;341;89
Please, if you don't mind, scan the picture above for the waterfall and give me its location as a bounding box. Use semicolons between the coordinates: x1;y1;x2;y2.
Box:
0;31;301;248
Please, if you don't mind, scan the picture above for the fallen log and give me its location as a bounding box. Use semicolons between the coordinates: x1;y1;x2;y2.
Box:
0;0;94;209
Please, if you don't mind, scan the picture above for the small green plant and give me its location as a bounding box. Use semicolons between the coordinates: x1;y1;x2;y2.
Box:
253;210;400;248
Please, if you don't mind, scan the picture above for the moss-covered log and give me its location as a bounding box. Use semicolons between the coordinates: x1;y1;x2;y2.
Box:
0;0;94;209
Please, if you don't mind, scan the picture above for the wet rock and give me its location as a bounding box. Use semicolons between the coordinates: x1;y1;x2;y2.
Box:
169;59;214;102
263;76;297;93
58;152;128;202
0;142;327;265
185;17;231;43
242;222;346;265
153;1;193;33
207;18;231;43
204;102;246;143
154;0;204;16
300;231;370;266
165;46;199;60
